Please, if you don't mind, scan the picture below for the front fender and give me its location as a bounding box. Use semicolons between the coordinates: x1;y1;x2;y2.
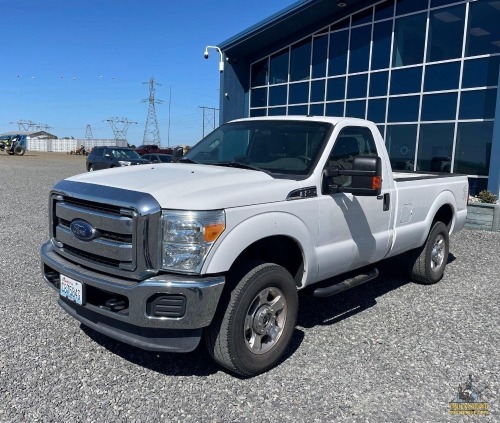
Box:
203;212;318;286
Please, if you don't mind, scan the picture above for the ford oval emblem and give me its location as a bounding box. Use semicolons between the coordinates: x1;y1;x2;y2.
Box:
70;219;97;241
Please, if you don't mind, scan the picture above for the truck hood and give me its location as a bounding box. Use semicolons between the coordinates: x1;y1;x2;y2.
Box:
67;163;302;209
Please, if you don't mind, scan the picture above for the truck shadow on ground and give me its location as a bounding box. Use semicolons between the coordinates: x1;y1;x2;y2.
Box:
81;253;455;377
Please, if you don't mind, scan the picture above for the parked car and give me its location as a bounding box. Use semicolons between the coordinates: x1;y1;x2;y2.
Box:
86;146;150;171
134;144;172;156
42;116;468;376
142;153;173;163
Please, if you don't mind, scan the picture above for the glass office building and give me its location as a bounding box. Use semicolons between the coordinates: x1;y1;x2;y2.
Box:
219;0;500;195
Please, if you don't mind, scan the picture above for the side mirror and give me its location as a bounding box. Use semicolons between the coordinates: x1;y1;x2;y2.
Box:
172;146;184;162
323;156;382;196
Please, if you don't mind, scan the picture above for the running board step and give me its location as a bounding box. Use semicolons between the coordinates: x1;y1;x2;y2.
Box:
313;267;379;297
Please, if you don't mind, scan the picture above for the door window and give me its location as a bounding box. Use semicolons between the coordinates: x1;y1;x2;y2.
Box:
326;126;378;187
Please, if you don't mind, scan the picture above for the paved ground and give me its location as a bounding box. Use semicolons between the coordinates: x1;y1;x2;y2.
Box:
0;152;498;422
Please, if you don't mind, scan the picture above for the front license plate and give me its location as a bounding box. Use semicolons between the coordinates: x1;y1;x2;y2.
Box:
60;274;84;305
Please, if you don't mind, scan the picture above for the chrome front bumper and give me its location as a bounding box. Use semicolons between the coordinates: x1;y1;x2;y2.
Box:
40;241;225;352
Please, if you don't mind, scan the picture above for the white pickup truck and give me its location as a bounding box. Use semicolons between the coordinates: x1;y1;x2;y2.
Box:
41;116;468;376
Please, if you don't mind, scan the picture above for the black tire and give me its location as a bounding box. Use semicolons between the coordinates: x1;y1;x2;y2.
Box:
88;164;94;172
14;145;25;156
7;151;14;155
205;261;298;376
407;221;449;284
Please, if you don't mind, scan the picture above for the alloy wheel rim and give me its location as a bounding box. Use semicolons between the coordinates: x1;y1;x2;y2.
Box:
431;235;445;270
244;287;287;355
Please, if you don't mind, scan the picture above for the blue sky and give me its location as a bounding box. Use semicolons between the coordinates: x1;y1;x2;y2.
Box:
0;0;294;146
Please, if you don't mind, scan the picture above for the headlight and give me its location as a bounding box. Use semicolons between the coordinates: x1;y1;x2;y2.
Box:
161;210;225;273
118;160;132;166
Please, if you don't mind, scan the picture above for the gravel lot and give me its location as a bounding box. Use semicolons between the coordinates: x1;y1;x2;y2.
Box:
0;152;498;422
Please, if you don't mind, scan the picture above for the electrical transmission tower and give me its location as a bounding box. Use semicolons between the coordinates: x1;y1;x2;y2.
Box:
142;77;163;145
36;123;52;132
85;124;93;141
104;117;137;141
198;106;219;138
10;120;36;131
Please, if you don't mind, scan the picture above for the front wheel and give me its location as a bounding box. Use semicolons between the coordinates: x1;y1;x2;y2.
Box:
88;165;94;172
205;262;298;376
407;221;449;284
14;145;25;156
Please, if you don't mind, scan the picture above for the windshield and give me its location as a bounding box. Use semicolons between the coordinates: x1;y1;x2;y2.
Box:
183;120;332;176
110;149;141;159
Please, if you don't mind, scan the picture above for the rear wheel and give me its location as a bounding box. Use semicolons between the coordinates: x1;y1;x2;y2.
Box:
407;221;449;284
205;262;298;377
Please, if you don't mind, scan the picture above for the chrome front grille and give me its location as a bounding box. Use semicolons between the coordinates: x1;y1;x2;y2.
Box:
49;180;162;280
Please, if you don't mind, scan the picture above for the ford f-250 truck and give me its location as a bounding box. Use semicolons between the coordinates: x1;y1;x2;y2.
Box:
41;116;468;376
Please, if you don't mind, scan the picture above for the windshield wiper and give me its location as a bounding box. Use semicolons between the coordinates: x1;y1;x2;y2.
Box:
178;158;198;164
212;161;271;174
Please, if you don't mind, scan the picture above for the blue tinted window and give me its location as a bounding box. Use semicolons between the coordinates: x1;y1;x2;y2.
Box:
326;102;345;116
427;5;465;62
332;18;349;31
386;124;417;170
431;0;461;7
347;74;368;99
289;83;309;104
393;13;426;67
250;87;267;108
417;123;454;172
375;0;394;21
421;93;458;121
311;79;326;102
390;67;422;94
268;107;287;116
424;62;460;91
349;25;371;73
288;105;309;115
396;0;427;16
466;0;500;57
352;7;373;26
251;58;268;87
250;108;267;117
462;57;500;88
369;71;389;97
269;85;287;106
270;49;289;84
377;125;385;139
309;103;325;116
329;30;349;76
346;100;366;119
327;77;346;101
372;20;392;70
290;39;312;82
459;89;497;119
368;98;387;123
454;122;494;175
312;35;328;79
388;96;419;122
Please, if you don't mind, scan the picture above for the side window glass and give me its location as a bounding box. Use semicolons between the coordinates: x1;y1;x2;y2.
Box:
326;126;378;187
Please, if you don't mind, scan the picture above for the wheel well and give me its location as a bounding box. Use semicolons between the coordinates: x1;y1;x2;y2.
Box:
228;236;304;287
433;204;453;230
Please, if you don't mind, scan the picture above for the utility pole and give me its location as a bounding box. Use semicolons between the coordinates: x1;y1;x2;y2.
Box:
85;124;93;141
142;76;162;145
104;117;137;142
198;106;219;138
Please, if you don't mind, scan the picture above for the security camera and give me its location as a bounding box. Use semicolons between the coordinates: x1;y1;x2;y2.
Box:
204;50;209;59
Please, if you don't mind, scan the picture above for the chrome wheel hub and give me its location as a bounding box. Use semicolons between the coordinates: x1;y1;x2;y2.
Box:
431;235;445;270
244;287;287;355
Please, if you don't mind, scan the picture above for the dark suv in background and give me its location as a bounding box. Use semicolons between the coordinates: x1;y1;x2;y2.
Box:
86;146;150;171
